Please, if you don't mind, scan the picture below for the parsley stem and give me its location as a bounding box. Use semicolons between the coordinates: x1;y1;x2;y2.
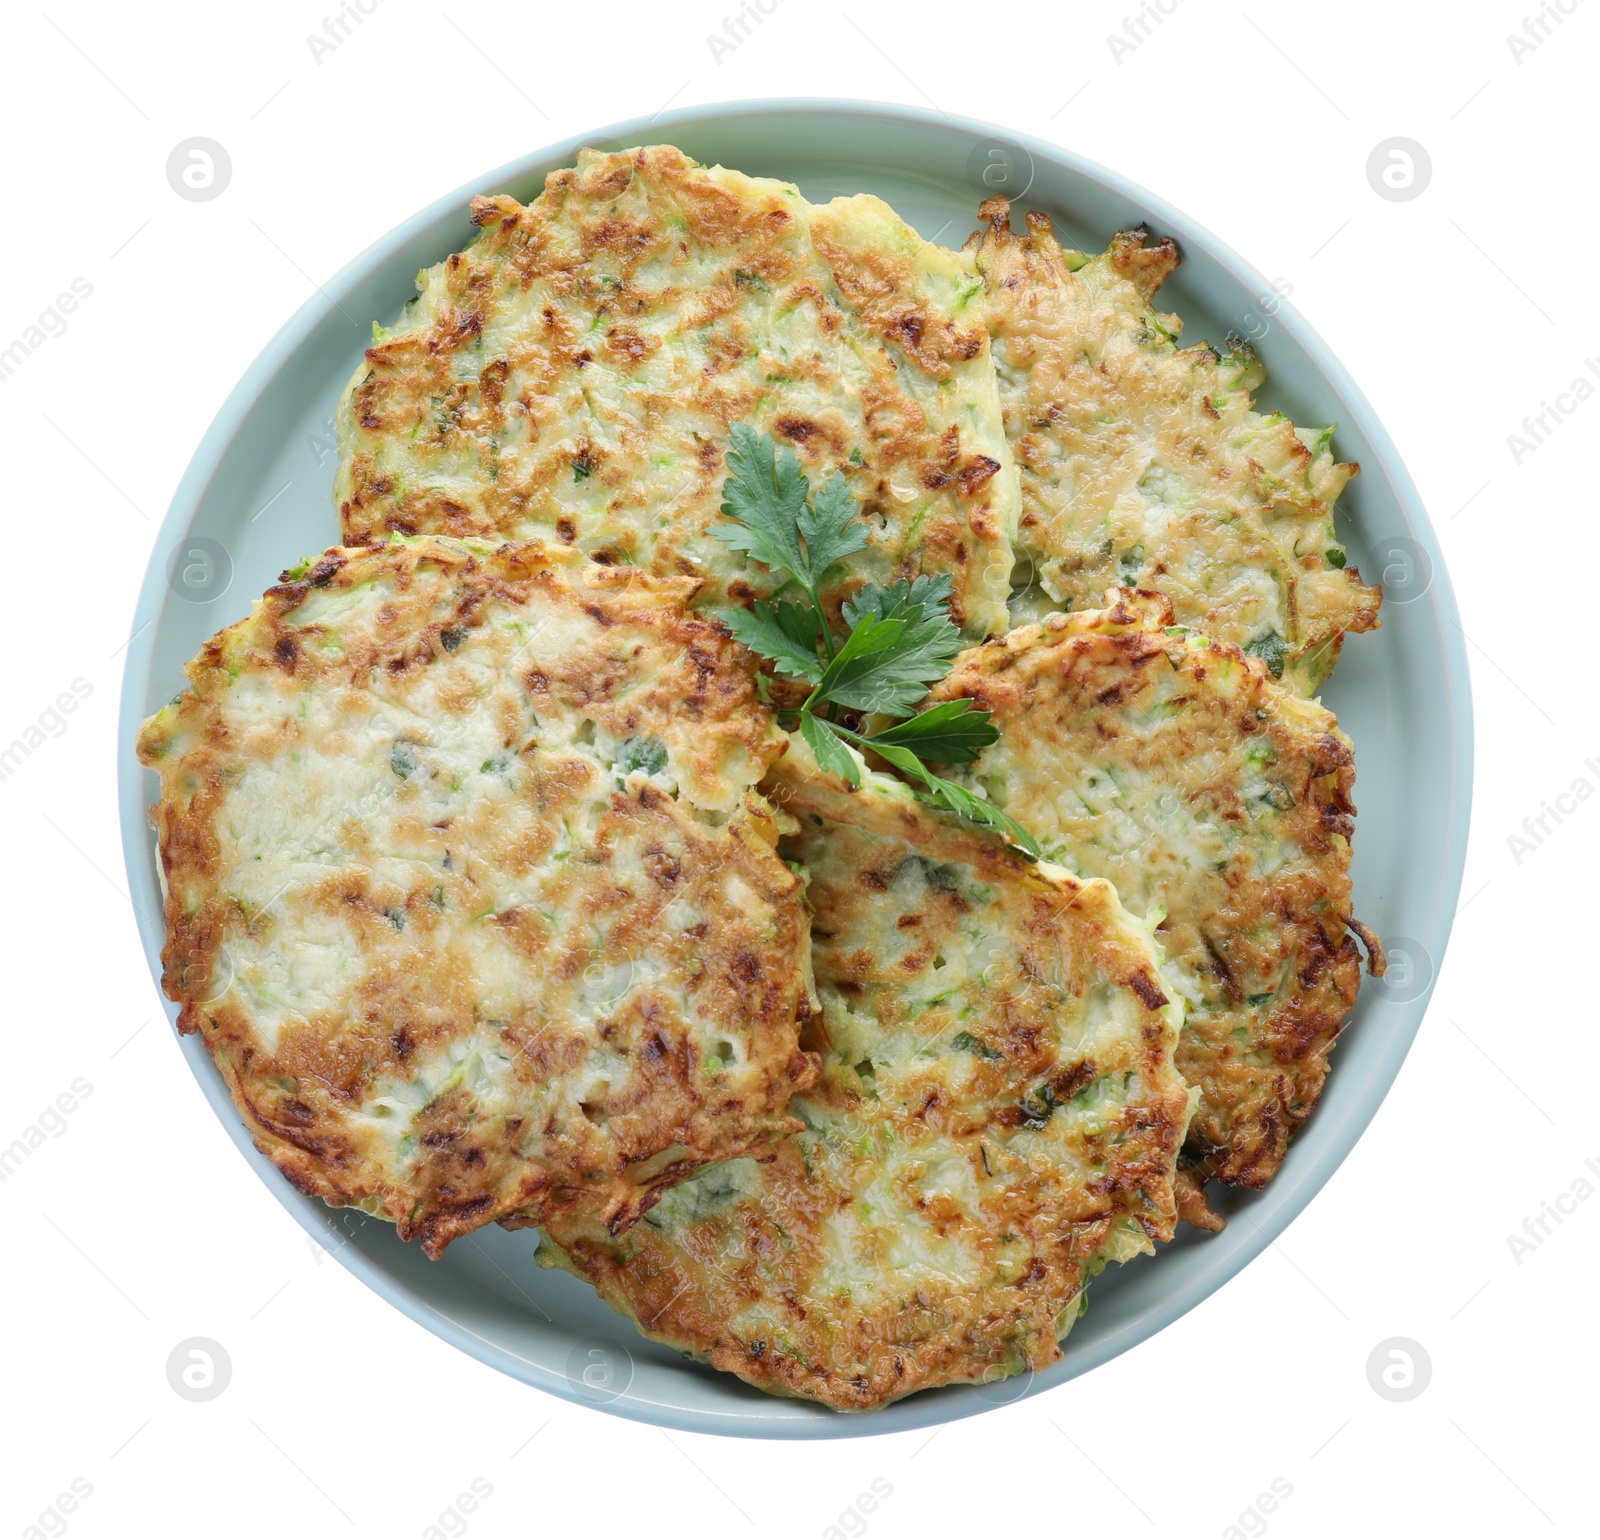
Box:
807;580;838;664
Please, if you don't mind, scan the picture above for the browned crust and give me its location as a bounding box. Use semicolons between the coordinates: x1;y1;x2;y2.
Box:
1173;1165;1227;1232
1348;916;1388;977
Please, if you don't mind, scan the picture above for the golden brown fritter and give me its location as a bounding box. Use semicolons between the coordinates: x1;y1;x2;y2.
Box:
539;740;1191;1410
136;537;816;1256
968;198;1380;693
931;589;1372;1196
336;145;1019;636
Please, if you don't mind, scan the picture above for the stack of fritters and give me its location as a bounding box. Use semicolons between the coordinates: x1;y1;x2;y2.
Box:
541;739;1191;1407
139;146;1380;1410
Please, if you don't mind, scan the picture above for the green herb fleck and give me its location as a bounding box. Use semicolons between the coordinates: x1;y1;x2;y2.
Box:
617;735;668;776
1019;1082;1063;1128
1244;629;1288;680
951;1031;1002;1061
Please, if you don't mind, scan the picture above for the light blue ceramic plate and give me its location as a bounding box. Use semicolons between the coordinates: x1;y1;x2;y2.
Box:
117;100;1472;1438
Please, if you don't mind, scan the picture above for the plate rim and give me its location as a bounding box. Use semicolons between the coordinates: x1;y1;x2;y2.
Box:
116;95;1474;1439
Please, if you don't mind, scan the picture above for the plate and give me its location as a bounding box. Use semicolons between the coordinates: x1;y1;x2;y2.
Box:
116;99;1472;1438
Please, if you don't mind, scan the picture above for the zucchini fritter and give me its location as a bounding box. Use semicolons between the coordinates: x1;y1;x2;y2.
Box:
539;741;1191;1410
337;145;1019;636
136;537;816;1256
969;199;1380;693
931;589;1367;1199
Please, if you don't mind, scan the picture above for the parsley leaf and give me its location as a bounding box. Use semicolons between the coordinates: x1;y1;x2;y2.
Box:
831;575;966;715
716;423;812;578
864;699;999;763
799;712;861;787
806;613;911;712
716;424;868;644
718;600;827;684
841;572;955;627
839;730;1040;858
798;471;871;591
916;775;1041;859
716;427;1041;857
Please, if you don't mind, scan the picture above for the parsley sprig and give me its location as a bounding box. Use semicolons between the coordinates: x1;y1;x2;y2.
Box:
714;426;1040;858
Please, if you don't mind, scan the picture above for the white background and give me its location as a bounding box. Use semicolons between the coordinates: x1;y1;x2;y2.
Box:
2;1;1591;1535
